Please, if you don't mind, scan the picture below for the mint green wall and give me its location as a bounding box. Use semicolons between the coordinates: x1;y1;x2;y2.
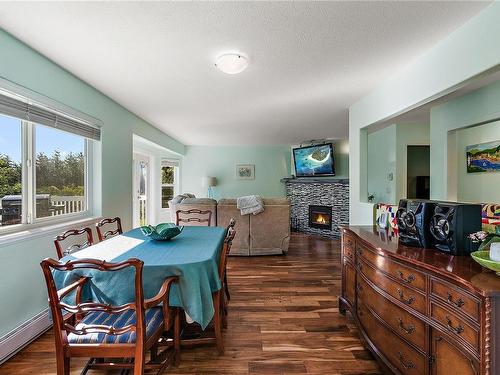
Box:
430;79;500;203
367;125;397;203
349;3;500;225
395;123;430;201
367;123;430;204
457;120;500;203
0;30;184;337
182;145;291;199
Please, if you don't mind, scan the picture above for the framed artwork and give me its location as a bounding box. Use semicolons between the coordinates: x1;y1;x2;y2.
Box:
466;140;500;173
236;164;255;180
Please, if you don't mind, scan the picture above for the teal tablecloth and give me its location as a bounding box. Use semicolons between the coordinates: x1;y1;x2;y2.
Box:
56;226;226;329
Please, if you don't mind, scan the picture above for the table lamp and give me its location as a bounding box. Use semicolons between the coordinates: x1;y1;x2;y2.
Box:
202;176;217;198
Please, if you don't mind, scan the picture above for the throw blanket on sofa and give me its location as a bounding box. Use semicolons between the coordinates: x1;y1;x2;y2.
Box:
237;195;265;215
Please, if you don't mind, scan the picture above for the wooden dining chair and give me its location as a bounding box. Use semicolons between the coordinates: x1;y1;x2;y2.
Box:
222;219;236;303
53;228;94;260
220;220;236;330
180;221;236;355
175;209;212;226
40;257;180;375
96;217;123;241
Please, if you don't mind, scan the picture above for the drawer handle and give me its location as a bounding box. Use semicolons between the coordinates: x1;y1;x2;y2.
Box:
356;248;363;256
446;316;464;335
447;293;465;308
356;283;363;292
397;270;416;284
397;289;415;305
398;318;415;335
398;351;415;370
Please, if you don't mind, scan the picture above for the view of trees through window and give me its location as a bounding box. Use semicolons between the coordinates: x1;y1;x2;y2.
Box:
161;165;175;208
35;125;85;218
0;114;86;227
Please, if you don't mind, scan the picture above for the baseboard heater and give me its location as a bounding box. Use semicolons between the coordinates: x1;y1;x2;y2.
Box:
0;309;51;365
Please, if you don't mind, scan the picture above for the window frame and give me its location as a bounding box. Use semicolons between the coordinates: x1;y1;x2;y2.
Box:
161;161;180;209
0;118;93;236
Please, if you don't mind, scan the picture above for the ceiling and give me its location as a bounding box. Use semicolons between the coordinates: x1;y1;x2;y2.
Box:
0;1;491;146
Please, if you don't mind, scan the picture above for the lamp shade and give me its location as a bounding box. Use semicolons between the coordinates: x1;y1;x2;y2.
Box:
202;176;217;187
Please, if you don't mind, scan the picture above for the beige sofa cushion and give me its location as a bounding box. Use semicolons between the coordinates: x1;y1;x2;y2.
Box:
217;199;250;256
250;199;290;255
217;197;290;256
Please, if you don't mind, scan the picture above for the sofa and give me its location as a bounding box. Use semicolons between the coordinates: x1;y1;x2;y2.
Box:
168;197;217;226
217;198;290;256
168;195;291;256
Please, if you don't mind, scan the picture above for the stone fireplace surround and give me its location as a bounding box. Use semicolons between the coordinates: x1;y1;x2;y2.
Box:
283;178;349;238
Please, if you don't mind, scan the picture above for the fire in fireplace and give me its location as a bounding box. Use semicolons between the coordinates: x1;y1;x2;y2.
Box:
309;205;332;230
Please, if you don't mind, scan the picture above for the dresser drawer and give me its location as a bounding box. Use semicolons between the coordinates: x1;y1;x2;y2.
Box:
358;274;426;352
342;233;355;261
358;302;426;375
430;278;480;323
359;259;426;315
430;301;479;353
357;244;426;292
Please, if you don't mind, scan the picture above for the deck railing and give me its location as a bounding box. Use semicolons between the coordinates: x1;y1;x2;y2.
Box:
50;196;85;215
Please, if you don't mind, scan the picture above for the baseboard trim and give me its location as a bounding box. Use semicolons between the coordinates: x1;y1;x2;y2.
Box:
0;309;51;365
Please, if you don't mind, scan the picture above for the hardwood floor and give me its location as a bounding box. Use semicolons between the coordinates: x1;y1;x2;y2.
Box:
0;233;381;375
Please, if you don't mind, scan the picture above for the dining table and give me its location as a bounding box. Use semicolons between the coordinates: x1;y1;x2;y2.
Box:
56;225;226;329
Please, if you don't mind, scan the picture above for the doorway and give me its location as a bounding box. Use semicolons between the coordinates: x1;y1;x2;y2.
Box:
133;153;150;227
407;145;430;199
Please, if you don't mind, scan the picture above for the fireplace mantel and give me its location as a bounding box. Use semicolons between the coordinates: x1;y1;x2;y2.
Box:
281;177;349;185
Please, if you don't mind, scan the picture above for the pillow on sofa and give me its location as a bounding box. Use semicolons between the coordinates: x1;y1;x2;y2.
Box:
170;193;197;205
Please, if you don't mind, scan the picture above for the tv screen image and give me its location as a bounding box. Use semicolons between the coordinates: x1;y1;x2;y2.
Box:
293;144;335;177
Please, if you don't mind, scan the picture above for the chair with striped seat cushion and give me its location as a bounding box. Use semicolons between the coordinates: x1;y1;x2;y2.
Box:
40;258;180;375
68;307;164;344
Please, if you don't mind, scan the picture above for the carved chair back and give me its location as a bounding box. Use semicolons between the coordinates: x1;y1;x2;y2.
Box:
40;258;148;363
96;217;123;241
54;228;94;260
175;209;212;226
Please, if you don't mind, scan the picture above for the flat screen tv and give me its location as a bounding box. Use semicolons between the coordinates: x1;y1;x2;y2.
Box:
293;143;335;177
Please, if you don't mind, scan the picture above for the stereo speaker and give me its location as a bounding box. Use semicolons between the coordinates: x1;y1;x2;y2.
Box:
396;199;434;248
428;202;482;255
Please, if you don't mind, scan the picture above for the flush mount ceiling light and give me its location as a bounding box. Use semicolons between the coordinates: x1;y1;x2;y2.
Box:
215;53;249;75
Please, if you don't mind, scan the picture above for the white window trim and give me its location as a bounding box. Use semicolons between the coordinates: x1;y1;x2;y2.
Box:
0;78;100;239
0;117;95;238
161;163;180;209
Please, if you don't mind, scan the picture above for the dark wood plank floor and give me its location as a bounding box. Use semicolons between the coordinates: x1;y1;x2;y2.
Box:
0;233;381;375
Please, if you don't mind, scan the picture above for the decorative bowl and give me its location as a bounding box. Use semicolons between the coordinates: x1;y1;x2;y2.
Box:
141;223;183;241
471;251;500;276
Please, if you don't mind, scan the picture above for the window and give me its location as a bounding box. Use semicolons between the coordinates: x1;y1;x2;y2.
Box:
161;160;179;208
0;114;23;226
0;88;100;233
35;124;86;219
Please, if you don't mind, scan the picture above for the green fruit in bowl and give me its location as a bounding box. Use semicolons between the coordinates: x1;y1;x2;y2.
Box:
141;223;184;241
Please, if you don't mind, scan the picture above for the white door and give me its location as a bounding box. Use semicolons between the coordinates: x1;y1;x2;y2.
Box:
133;154;150;228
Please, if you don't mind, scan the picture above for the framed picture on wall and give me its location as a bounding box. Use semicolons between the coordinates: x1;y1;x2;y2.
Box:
236;164;255;180
466;140;500;173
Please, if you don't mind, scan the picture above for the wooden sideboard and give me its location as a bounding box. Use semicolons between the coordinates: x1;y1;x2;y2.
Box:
340;226;500;375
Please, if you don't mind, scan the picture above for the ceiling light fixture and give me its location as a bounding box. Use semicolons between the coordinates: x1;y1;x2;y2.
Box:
215;53;249;75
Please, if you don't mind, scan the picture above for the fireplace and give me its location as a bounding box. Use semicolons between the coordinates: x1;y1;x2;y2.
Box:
309;205;332;230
